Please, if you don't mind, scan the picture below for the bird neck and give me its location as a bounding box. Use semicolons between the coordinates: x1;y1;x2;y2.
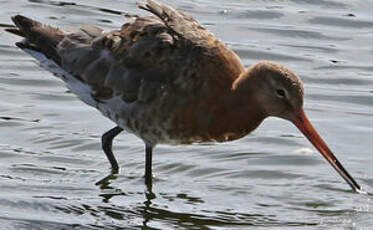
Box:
225;68;267;135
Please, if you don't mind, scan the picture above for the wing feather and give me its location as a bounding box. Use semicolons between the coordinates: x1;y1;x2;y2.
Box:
9;1;242;105
137;0;214;45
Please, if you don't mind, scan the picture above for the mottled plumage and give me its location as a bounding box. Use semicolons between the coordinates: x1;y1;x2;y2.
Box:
9;0;245;145
6;0;362;192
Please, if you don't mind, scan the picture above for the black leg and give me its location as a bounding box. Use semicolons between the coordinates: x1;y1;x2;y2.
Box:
101;126;123;171
144;143;153;187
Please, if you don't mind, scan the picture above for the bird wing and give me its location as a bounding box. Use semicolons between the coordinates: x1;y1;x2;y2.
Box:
59;14;208;103
137;0;215;46
8;0;243;105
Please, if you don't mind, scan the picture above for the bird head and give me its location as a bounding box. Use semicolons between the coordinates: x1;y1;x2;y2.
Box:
233;61;362;192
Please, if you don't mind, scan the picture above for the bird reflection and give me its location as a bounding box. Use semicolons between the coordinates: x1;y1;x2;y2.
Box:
95;170;118;189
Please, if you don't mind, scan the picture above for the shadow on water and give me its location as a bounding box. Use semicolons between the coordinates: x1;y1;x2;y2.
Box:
136;206;319;229
88;171;321;229
50;194;319;229
87;172;319;229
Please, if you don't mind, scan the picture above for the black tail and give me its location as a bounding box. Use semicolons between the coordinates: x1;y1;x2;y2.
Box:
6;15;65;65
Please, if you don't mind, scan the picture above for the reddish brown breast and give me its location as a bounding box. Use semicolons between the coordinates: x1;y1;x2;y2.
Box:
169;38;264;143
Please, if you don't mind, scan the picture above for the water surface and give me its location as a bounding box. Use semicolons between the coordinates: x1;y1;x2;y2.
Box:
1;0;373;229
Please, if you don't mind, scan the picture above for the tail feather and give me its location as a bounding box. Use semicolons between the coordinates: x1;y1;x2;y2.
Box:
8;15;65;65
5;28;25;37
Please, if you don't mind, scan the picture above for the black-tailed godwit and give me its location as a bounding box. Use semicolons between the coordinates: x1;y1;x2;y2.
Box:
6;0;362;192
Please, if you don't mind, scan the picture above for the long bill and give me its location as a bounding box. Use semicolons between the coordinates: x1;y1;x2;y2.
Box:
292;109;363;193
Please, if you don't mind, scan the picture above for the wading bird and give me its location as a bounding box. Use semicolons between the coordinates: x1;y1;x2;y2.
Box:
6;0;362;192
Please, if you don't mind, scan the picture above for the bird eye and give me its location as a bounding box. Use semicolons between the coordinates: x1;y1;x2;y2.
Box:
276;89;286;98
